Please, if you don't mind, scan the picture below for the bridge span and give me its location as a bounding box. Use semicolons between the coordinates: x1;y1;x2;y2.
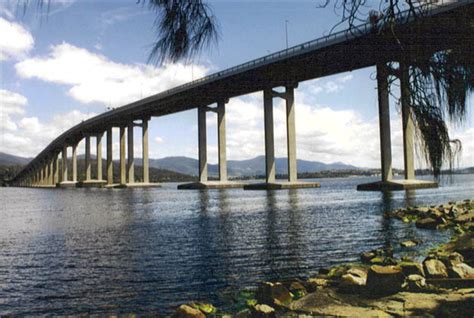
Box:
10;1;473;190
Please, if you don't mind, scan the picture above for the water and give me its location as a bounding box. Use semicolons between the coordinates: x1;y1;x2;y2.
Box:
0;175;473;315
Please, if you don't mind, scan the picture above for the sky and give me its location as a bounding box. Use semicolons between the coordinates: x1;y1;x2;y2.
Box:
0;0;472;169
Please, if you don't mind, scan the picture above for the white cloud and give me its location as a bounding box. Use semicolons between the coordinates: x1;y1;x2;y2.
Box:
0;17;34;61
303;74;353;95
155;136;164;144
0;109;96;157
0;89;27;131
15;43;209;107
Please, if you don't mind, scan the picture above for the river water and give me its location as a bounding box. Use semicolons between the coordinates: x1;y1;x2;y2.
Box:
0;175;472;315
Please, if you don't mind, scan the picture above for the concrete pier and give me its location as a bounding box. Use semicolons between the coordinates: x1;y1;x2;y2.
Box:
198;107;207;183
357;63;438;191
401;64;415;180
127;123;135;184
97;133;103;180
72;143;78;182
85;135;91;181
244;86;320;190
59;145;76;187
178;102;243;190
107;127;113;185
120;126;126;185
217;101;227;182
142;118;149;184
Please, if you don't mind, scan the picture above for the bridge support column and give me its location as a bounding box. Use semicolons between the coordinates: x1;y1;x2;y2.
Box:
286;86;297;183
97;133;103;180
401;64;415;180
198;107;207;183
85;135;91;181
127;123;135;184
178;101;243;189
62;145;68;182
120;126;126;186
53;153;59;185
264;89;276;183
59;144;75;187
244;86;319;190
49;159;54;186
72;143;78;182
142;118;149;184
107;127;114;186
357;63;437;191
217;101;227;182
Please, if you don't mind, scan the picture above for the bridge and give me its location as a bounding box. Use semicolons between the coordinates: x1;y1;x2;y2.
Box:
10;0;473;190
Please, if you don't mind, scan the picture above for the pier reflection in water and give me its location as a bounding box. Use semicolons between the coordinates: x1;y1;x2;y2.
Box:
0;175;472;315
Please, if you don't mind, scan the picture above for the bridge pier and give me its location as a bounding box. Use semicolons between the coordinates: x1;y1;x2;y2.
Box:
106;127;114;186
244;85;320;190
178;101;245;189
78;133;106;188
59;144;75;187
357;63;438;191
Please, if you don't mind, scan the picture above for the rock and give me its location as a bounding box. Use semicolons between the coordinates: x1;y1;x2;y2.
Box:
448;263;474;279
399;262;425;277
404;274;427;291
400;240;418;248
256;282;292;307
454;211;474;223
192;303;216;315
366;265;404;295
235;309;251;318
339;269;367;293
416;217;439;229
306;278;329;291
174;305;206;318
361;251;376;263
423;259;448;278
250;304;276;318
289;281;307;299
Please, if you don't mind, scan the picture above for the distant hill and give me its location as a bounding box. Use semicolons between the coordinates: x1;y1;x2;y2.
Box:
146;155;359;177
0;152;31;166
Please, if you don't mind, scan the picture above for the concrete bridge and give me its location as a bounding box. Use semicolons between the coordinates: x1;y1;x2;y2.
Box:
10;0;472;190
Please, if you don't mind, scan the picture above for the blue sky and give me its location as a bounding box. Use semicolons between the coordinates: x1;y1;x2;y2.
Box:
0;0;472;169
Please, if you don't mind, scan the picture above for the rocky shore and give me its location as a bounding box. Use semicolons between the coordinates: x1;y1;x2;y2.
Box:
173;199;474;317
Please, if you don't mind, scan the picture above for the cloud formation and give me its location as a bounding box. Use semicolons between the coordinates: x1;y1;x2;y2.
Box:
0;17;34;61
15;43;209;107
0;89;27;131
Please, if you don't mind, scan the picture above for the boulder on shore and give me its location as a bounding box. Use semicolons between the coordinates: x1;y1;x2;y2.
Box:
366;265;404;295
250;304;276;318
339;268;367;293
256;282;292;307
448;263;474;279
404;274;427;291
416;217;439;229
399;262;425;277
423;259;448;278
174;305;206;318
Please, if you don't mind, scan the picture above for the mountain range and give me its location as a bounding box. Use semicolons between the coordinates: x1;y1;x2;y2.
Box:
0;152;358;177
